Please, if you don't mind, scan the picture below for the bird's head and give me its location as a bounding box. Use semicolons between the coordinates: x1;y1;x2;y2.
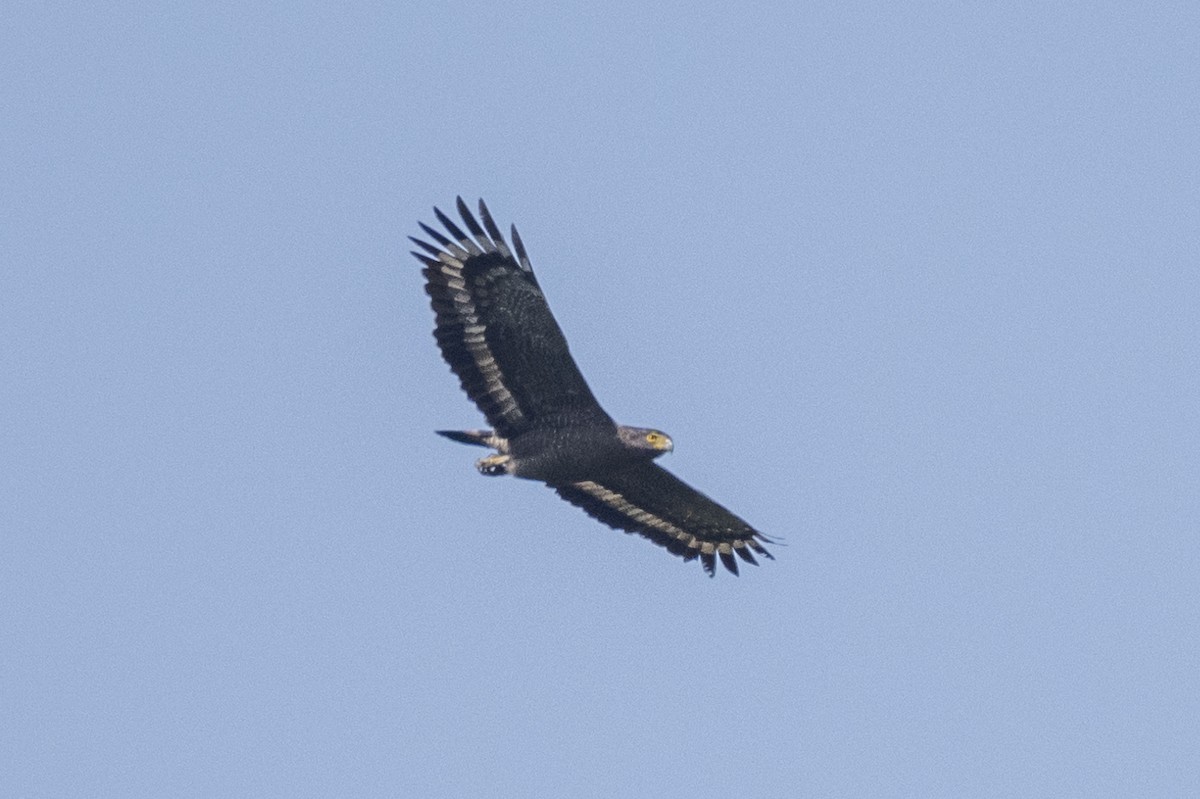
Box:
617;425;674;459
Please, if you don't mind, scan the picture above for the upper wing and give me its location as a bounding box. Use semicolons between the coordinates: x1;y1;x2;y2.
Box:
554;462;775;576
411;198;611;438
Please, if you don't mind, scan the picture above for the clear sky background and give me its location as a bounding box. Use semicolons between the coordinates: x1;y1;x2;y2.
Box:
4;3;1198;797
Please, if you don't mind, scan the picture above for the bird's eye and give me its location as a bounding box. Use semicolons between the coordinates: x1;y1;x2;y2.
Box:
646;433;659;443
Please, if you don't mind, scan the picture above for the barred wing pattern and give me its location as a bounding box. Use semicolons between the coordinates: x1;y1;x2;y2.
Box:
411;198;611;438
556;463;775;576
416;199;774;576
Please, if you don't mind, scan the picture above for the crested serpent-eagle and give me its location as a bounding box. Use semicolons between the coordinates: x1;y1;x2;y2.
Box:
411;198;775;576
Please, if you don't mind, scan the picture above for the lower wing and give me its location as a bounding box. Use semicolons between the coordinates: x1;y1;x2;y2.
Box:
554;462;775;576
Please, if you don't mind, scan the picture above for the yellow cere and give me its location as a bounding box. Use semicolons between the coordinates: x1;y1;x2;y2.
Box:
645;432;671;449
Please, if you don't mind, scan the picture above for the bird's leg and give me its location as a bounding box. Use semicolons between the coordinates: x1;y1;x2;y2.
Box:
475;453;511;476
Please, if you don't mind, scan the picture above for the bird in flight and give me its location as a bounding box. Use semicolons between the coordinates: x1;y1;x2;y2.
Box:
410;198;774;575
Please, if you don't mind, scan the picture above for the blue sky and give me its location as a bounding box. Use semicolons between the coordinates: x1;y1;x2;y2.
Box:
4;2;1198;796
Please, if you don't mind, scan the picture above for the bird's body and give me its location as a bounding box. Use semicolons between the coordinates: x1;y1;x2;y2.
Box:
411;198;774;575
440;422;671;483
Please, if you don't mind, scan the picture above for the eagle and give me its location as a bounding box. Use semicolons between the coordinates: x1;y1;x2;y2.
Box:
410;198;774;576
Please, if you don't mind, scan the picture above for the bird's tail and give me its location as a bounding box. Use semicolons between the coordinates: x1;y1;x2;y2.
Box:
436;429;502;448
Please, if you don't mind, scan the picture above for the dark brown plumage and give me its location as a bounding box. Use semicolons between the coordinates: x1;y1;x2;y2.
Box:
411;198;774;575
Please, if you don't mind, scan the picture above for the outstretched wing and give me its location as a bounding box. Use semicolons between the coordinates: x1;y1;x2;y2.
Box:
411;198;611;438
554;463;775;576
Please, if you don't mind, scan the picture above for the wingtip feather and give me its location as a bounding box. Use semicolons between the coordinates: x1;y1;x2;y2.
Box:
719;548;740;575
